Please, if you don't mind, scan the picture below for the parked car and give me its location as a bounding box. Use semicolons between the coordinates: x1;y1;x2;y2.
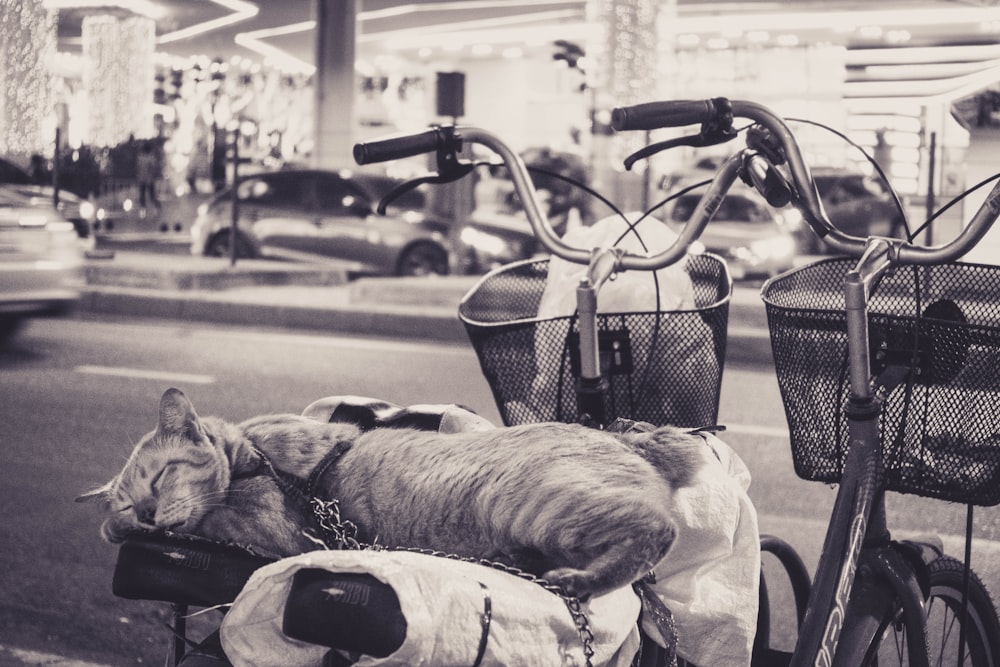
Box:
0;156;95;238
806;167;906;253
663;159;907;255
0;188;85;342
190;168;535;276
662;188;801;279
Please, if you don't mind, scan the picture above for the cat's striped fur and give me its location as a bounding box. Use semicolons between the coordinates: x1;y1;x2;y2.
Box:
79;388;705;598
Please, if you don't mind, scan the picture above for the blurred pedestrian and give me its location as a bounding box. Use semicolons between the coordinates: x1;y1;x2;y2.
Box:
186;139;209;194
136;141;161;215
29;154;50;185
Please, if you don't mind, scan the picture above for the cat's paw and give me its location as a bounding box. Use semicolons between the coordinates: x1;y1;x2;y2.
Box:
542;567;597;600
101;518;145;543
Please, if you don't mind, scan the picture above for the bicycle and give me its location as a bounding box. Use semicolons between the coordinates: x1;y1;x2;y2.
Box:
608;97;1000;665
353;95;1000;665
354;123;795;666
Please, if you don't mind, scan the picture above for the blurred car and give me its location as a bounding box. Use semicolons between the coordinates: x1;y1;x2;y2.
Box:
662;159;907;255
191;168;536;276
0;156;95;238
458;207;538;274
663;189;800;279
806;167;906;253
0;188;85;342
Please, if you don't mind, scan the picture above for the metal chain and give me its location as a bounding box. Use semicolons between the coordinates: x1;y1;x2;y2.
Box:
309;497;361;550
310;498;595;667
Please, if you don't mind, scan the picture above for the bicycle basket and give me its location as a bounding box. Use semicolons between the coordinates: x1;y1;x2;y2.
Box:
458;253;731;428
763;257;1000;505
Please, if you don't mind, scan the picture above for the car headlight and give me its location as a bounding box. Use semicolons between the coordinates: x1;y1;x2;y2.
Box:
18;214;48;227
750;236;796;260
778;207;803;230
79;200;96;221
460;227;511;257
687;240;707;255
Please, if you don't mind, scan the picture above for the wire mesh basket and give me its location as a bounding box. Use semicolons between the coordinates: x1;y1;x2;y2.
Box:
763;257;1000;506
459;254;731;428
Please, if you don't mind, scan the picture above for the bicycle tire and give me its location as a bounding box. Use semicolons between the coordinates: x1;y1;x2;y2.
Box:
862;555;1000;666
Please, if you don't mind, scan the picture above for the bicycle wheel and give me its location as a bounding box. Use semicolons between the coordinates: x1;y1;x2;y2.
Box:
865;555;1000;666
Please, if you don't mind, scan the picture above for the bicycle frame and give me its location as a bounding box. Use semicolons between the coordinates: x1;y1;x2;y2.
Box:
354;105;1000;666
791;239;931;666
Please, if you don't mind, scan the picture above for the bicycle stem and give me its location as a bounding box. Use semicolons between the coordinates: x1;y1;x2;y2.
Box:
844;238;896;400
573;247;621;427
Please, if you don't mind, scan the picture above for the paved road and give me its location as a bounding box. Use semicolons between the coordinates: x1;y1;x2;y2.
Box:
2;316;998;664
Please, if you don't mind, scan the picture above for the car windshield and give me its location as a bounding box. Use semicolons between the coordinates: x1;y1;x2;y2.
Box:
0;158;31;185
671;194;771;224
350;173;426;211
815;173;889;202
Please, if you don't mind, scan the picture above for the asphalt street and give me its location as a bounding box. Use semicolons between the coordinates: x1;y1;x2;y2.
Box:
3;317;1000;665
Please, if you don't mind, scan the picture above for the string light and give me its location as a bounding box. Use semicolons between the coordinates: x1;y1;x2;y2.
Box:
0;0;55;155
81;13;155;146
589;0;660;169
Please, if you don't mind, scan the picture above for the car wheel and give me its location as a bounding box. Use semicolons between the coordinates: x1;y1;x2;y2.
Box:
397;243;449;276
206;230;254;259
0;317;24;344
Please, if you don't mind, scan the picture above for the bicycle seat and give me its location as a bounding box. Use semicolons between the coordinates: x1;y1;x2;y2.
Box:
112;532;274;607
282;568;407;658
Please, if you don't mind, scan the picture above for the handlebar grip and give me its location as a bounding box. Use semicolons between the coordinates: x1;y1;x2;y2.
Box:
353;128;450;165
611;99;717;131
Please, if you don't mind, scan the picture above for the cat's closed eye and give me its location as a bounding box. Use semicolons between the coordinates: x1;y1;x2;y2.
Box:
150;466;169;491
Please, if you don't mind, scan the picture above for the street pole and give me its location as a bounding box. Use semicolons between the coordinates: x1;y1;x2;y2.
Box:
52;127;61;208
229;128;240;267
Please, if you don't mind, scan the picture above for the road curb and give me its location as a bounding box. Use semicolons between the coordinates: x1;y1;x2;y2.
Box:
77;287;774;367
78;287;471;342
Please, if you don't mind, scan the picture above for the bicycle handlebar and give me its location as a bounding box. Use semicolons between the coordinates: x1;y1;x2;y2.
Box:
610;99;720;132
355;125;705;271
353;127;447;165
612;98;1000;265
356;97;1000;269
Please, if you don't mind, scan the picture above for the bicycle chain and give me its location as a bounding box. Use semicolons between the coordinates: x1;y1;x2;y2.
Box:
311;497;596;666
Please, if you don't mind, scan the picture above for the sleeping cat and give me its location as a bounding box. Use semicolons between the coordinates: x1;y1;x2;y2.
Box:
78;388;705;598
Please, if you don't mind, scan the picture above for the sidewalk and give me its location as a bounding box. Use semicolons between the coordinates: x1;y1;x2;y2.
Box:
78;246;774;363
80;249;478;341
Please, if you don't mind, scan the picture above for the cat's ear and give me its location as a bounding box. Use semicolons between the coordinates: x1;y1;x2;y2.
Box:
157;387;207;442
76;478;115;504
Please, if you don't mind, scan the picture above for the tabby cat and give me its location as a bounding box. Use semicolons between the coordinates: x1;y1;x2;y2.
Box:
79;388;705;598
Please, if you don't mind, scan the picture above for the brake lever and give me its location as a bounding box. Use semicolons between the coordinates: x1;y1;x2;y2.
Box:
376;164;474;214
376;128;474;214
622;112;738;172
623;126;738;171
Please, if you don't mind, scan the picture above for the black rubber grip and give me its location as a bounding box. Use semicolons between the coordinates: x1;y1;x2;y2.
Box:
611;100;716;131
353;128;445;165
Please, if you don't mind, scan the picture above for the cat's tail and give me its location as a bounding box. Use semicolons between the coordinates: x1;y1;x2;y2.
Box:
616;426;705;489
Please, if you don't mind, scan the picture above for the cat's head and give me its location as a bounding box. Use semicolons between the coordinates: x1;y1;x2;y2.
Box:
77;388;230;542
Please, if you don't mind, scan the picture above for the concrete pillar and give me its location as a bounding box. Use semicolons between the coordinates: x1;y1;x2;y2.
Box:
586;0;666;212
82;11;155;146
0;0;55;155
313;0;357;169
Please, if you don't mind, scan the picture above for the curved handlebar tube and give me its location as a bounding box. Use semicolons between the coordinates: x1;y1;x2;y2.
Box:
611;98;1000;265
354;126;705;271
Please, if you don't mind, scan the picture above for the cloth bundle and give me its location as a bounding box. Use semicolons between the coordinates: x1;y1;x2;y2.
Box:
220;392;760;666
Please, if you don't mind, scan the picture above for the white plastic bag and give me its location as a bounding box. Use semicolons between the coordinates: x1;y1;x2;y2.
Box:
220;549;641;667
528;213;717;425
536;212;696;319
649;432;760;666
